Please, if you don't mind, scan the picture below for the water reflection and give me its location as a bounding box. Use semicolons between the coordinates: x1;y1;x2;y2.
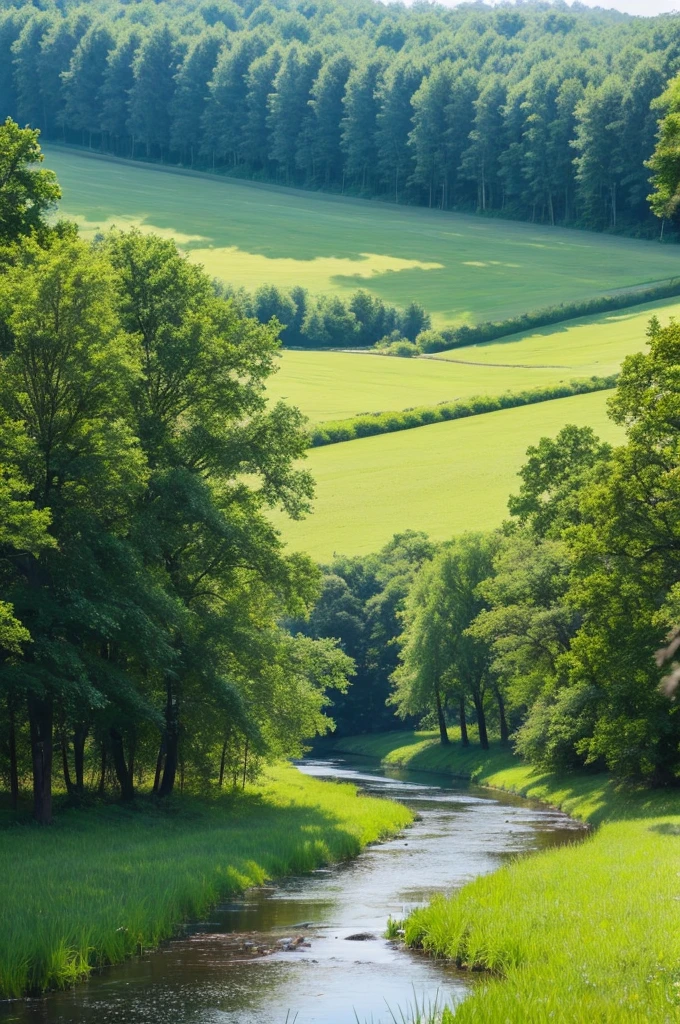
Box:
0;757;583;1024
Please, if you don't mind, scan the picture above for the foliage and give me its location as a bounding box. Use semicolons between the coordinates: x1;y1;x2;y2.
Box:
2;1;679;237
0;131;353;823
0;119;60;244
292;532;435;735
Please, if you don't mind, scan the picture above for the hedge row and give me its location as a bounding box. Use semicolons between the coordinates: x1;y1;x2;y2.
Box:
308;376;618;447
416;278;680;354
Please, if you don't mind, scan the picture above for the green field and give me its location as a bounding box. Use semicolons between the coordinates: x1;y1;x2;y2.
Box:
268;349;583;422
432;294;680;371
273;390;625;559
269;296;680;423
44;147;680;328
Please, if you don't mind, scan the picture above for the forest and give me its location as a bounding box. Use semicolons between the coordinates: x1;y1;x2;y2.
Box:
2;0;680;235
0;121;355;825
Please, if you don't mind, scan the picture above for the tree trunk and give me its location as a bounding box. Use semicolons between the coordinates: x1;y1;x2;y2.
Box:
152;737;165;795
8;702;19;811
218;740;227;788
29;695;53;824
494;685;509;745
472;691;489;750
98;742;107;796
109;728;134;801
241;738;249;790
459;695;469;747
435;685;450;746
61;732;74;795
159;680;179;798
73;725;87;794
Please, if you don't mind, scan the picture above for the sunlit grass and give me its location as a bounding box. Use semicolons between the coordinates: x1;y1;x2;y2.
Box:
268;351;612;425
274;390;624;559
432;294;680;374
337;731;680;1023
0;763;412;998
43;146;680;327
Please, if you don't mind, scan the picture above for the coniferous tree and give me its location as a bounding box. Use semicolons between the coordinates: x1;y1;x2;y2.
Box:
127;24;186;159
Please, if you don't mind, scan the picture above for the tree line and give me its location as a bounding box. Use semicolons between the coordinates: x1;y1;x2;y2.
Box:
2;0;680;234
0;121;354;823
307;319;680;785
221;281;430;349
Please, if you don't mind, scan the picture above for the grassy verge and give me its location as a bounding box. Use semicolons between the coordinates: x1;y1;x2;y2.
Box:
334;732;680;1022
0;763;412;999
308;376;616;447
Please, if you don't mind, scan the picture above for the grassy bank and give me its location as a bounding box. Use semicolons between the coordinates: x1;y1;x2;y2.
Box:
0;763;412;999
334;732;680;1022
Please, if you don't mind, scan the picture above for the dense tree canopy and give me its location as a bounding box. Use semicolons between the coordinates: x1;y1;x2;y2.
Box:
0;126;352;821
2;0;680;234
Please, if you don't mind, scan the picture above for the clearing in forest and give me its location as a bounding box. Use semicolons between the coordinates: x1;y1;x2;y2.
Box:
45;147;680;328
272;391;625;560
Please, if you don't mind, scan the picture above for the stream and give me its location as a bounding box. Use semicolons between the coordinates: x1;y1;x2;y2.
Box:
1;757;583;1024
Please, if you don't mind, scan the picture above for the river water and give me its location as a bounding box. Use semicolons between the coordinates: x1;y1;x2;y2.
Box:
1;757;583;1024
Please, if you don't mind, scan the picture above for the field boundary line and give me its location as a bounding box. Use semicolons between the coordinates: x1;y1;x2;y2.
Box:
308;376;617;447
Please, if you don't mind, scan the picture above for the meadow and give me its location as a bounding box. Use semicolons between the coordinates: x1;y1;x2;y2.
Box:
335;732;680;1023
273;390;625;560
44;147;680;329
265;295;680;425
432;294;680;373
0;764;411;998
268;350;610;424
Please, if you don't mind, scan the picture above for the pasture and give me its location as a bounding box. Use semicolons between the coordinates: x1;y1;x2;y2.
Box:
272;390;625;560
267;349;580;422
44;147;680;328
269;294;680;422
433;294;680;373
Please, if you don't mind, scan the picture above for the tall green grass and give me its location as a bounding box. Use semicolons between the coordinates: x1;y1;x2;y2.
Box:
335;731;680;1022
0;764;412;998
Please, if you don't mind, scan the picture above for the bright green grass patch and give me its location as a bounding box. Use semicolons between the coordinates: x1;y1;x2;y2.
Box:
0;763;412;998
267;350;608;424
431;294;680;374
274;390;624;560
336;732;680;1022
44;147;680;328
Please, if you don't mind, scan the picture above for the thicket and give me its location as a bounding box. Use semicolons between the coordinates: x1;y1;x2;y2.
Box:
0;122;354;824
2;0;680;234
415;278;680;354
308;376;617;447
221;280;430;349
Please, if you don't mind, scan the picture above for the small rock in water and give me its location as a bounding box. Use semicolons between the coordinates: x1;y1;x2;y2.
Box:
345;932;377;941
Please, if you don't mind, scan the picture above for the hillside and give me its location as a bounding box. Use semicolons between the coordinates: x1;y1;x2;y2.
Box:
272;389;625;559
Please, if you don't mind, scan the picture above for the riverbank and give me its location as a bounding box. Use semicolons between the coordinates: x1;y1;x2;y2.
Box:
334;732;680;1021
0;763;412;1000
